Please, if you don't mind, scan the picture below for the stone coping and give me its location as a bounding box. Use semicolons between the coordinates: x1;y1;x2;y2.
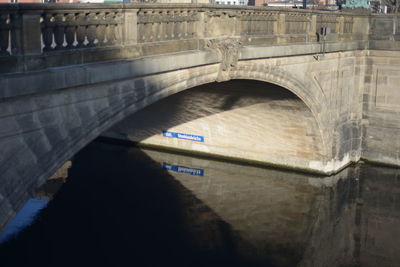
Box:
0;3;371;16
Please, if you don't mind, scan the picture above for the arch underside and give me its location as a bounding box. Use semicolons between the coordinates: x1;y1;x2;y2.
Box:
107;79;326;173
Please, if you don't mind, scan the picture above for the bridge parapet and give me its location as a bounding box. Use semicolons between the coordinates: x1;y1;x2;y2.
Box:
0;3;375;74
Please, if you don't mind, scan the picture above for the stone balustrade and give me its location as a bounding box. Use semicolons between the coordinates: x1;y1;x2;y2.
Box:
137;8;200;42
0;3;397;73
41;10;124;51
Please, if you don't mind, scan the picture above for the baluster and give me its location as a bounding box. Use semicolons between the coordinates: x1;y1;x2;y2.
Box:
272;15;276;35
149;22;157;42
109;23;117;45
166;11;173;40
265;19;269;35
263;17;268;35
259;15;263;35
171;15;177;39
247;13;252;35
255;15;260;35
172;12;179;40
188;12;195;38
285;18;290;34
54;13;65;50
155;11;163;41
259;14;264;35
162;11;169;40
146;22;154;42
174;11;180;39
181;11;187;39
164;22;170;40
76;13;86;48
177;11;184;39
103;12;109;45
147;11;154;42
285;16;289;34
152;21;160;41
255;13;260;35
105;12;116;46
268;15;273;34
10;13;21;55
141;23;147;42
243;13;249;35
114;12;122;44
141;11;150;42
149;11;156;41
86;12;97;47
42;13;54;52
148;23;154;42
0;14;10;56
96;12;106;46
186;13;191;38
138;11;145;43
65;13;76;49
138;22;144;43
247;16;252;35
182;10;188;38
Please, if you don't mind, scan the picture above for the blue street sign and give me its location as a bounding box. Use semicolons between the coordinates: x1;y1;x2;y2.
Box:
162;131;204;142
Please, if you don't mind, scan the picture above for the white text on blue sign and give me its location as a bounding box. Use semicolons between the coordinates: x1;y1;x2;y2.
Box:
163;163;204;176
162;131;204;142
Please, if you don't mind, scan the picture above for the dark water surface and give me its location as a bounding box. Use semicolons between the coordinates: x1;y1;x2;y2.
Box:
0;141;399;267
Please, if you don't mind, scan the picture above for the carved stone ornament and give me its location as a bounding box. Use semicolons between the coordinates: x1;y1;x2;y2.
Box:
206;38;242;82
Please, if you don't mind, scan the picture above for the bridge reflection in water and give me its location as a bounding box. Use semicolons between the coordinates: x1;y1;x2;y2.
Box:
0;141;399;267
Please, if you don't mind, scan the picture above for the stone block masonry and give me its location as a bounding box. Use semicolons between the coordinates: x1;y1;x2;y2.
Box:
0;4;399;187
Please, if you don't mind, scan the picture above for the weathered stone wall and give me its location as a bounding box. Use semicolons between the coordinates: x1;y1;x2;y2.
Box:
103;50;366;174
361;51;400;167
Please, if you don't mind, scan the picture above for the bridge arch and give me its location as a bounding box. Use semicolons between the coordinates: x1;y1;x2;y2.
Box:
0;63;332;206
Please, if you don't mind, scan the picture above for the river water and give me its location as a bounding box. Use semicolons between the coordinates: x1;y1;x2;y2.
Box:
0;141;399;267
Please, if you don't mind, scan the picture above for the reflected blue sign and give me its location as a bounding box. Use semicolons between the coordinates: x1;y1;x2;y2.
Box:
0;197;49;244
163;163;204;176
162;131;204;142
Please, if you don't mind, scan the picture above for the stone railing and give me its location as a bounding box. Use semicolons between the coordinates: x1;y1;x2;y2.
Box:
41;9;124;51
369;14;400;50
137;8;200;42
0;3;384;73
240;10;276;37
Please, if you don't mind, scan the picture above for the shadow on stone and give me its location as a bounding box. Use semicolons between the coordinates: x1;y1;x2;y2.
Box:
0;142;274;267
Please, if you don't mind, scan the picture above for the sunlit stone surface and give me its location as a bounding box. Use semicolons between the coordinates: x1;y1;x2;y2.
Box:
105;80;325;173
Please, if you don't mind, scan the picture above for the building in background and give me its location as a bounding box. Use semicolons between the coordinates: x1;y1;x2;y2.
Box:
0;0;79;2
149;0;212;2
248;0;336;8
215;0;249;5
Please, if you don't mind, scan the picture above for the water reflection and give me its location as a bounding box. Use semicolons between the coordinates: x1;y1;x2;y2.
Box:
0;142;399;267
0;162;69;244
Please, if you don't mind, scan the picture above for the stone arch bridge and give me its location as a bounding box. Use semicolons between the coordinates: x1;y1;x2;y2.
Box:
0;3;400;197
